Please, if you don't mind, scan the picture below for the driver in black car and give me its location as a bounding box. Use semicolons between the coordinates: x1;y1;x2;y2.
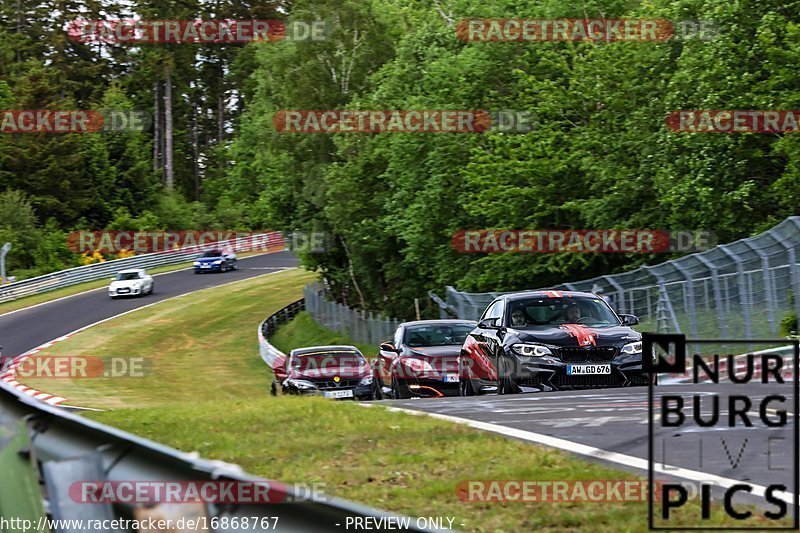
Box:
564;303;582;323
511;308;527;327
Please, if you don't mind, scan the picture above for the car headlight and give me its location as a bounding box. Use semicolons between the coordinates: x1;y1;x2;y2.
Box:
403;358;434;373
285;379;316;390
621;341;642;355
193;261;200;266
213;260;223;265
359;375;373;386
511;344;552;357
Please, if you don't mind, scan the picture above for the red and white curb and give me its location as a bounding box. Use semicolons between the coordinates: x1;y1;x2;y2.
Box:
0;333;76;405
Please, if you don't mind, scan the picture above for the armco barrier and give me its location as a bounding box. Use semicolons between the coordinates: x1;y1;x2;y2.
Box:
0;378;441;532
0;232;285;304
258;298;305;368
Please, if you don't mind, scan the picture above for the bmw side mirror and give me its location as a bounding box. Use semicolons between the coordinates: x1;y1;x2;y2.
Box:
478;317;500;329
379;342;397;352
620;314;639;326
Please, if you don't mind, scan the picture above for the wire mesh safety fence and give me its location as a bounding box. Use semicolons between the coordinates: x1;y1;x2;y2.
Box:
435;217;800;343
304;282;401;346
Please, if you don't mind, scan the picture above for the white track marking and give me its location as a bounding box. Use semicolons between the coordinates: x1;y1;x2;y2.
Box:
365;403;796;506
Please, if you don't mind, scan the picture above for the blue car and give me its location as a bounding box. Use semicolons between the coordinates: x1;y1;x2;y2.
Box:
193;249;238;273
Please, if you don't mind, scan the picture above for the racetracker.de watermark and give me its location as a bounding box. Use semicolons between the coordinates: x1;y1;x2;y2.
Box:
456;19;718;42
0;110;150;133
67;19;327;43
1;355;148;379
274;110;492;133
451;229;717;253
458;480;661;502
67;230;329;254
667;110;800;133
69;480;325;504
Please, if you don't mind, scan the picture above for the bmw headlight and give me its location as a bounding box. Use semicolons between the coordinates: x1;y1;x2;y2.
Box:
621;341;642;355
511;344;552;357
285;379;316;390
403;358;434;373
193;261;200;266
213;260;223;265
359;375;373;386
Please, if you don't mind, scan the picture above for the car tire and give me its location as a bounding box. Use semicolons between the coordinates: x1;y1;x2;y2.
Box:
391;377;408;400
149;282;154;295
232;260;238;270
497;358;516;395
458;361;475;396
371;374;383;400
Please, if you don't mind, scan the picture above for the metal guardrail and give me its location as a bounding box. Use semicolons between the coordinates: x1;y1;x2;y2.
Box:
0;232;285;304
0;377;439;532
258;299;305;368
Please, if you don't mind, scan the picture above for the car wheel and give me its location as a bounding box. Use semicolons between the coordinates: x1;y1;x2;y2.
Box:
391;377;407;400
232;260;238;270
149;282;154;294
458;361;475;396
497;358;516;395
371;374;383;400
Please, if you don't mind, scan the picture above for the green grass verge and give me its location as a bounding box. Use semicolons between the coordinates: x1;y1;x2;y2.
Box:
88;398;782;532
17;267;780;530
20;268;314;409
269;311;376;357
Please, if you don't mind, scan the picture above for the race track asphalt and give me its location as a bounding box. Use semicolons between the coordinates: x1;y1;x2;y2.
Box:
389;383;799;519
0;250;299;357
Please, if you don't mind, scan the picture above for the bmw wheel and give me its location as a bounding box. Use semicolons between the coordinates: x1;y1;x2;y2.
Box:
391;377;407;400
497;357;516;395
371;374;383;400
458;360;475;396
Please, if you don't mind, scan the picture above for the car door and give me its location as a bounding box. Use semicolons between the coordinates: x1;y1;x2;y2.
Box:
142;271;152;291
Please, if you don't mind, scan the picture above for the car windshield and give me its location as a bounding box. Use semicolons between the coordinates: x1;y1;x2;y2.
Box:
116;272;140;281
201;250;223;258
403;324;474;347
290;351;366;370
507;296;620;327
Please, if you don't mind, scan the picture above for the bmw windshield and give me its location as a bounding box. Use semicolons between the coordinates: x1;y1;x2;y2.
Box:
290;351;367;371
403;324;474;347
507;296;620;327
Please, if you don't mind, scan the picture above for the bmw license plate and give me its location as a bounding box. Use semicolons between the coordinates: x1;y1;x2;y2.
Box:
567;364;611;375
201;264;210;268
323;389;354;399
443;373;459;383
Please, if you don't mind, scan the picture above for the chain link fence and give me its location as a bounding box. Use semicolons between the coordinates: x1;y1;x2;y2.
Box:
434;217;800;342
304;282;401;346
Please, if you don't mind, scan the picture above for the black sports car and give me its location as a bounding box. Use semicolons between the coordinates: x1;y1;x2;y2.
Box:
459;290;646;395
